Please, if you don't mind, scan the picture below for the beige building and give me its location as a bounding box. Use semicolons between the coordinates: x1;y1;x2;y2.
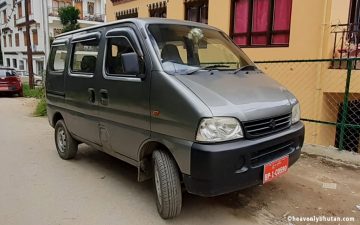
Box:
105;0;360;150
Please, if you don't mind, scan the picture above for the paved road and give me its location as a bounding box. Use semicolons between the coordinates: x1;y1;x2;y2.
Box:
0;98;264;225
0;97;359;225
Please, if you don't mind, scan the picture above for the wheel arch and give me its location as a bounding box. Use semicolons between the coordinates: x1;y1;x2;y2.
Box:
52;112;64;127
137;139;182;182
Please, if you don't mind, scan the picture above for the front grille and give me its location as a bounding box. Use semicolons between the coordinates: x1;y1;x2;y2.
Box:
250;141;294;167
243;113;291;138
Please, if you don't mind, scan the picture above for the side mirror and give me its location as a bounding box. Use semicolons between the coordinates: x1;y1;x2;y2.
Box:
121;52;145;79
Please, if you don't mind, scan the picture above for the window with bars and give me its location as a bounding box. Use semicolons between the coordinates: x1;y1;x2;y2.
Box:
185;0;208;24
231;0;293;47
149;6;167;18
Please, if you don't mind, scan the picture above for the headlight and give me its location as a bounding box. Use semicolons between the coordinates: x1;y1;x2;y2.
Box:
196;117;243;142
292;103;301;124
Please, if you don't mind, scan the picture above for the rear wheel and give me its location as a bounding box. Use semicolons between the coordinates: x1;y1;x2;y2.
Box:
54;120;78;159
152;150;182;219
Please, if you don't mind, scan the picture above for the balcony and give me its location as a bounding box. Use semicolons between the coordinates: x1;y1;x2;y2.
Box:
331;23;360;69
48;7;105;22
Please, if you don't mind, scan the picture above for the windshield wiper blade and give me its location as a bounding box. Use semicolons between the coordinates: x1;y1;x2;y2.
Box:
184;65;230;75
233;65;257;74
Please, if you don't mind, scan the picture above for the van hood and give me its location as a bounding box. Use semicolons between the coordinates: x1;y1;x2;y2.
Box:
175;71;294;121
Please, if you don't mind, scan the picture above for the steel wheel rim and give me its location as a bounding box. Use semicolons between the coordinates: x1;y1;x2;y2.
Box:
154;164;162;206
57;128;67;153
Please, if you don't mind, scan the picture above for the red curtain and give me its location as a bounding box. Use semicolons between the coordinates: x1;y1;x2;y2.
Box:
233;0;250;45
252;0;271;45
272;0;292;44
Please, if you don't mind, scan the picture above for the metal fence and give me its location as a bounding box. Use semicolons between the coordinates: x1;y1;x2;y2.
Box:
255;58;360;152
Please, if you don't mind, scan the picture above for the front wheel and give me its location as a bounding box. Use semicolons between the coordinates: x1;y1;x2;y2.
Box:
152;150;182;219
54;120;78;159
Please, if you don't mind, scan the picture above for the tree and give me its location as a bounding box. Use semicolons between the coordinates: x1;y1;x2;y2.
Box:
58;6;80;33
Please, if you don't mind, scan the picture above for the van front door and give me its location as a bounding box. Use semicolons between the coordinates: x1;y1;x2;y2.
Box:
97;28;150;160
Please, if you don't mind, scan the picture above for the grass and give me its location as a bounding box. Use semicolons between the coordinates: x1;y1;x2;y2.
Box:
23;84;45;99
23;84;47;117
34;98;47;117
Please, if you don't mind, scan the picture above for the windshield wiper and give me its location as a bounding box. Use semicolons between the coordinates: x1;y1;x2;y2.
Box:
184;65;230;75
233;65;257;74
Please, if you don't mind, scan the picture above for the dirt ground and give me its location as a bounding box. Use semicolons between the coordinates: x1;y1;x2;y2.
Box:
0;97;359;225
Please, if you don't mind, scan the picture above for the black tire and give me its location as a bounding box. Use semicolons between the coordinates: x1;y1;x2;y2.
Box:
152;150;182;219
54;120;78;160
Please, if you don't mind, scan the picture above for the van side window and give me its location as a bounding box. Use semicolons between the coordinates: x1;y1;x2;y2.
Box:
49;45;68;72
105;37;136;76
71;40;99;74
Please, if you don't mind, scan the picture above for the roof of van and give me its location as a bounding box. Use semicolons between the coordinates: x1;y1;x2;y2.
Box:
55;18;220;39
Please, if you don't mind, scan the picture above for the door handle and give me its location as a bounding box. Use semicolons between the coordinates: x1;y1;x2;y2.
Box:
88;88;95;103
99;89;109;105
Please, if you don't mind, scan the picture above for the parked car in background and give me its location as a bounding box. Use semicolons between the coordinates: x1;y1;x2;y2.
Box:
0;67;23;97
18;71;43;86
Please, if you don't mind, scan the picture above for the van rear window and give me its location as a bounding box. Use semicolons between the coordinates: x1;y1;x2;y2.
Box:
49;45;68;72
71;41;99;74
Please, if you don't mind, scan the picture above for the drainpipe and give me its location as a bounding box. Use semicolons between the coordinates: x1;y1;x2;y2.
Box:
313;0;331;145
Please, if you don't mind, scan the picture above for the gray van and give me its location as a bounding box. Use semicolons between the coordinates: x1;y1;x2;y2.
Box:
46;18;304;219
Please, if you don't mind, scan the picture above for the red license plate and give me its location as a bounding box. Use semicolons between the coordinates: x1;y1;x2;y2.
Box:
0;87;8;91
263;155;289;183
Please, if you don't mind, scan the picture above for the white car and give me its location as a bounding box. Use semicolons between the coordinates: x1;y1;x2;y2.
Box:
17;71;43;86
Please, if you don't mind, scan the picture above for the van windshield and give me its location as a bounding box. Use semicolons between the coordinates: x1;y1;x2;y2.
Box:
147;24;253;75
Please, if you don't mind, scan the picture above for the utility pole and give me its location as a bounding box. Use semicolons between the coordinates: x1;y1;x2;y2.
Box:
25;0;34;89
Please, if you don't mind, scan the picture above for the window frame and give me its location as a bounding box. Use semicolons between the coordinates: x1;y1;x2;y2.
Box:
230;0;293;48
149;6;167;18
69;32;101;78
184;0;209;24
102;29;143;82
48;43;68;75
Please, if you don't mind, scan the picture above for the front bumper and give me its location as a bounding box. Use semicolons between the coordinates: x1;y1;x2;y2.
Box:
183;122;305;197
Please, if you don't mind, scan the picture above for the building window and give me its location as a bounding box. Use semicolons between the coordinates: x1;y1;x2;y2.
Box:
185;0;208;24
23;31;27;46
19;60;25;70
18;2;22;18
149;2;167;18
15;33;19;47
8;34;12;47
27;0;32;15
88;2;95;15
116;8;138;20
231;0;293;47
13;59;17;68
3;36;6;47
6;58;10;67
3;10;7;23
32;29;38;46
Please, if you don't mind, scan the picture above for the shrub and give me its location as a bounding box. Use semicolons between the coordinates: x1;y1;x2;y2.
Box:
23;84;47;116
23;84;44;99
34;98;47;117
